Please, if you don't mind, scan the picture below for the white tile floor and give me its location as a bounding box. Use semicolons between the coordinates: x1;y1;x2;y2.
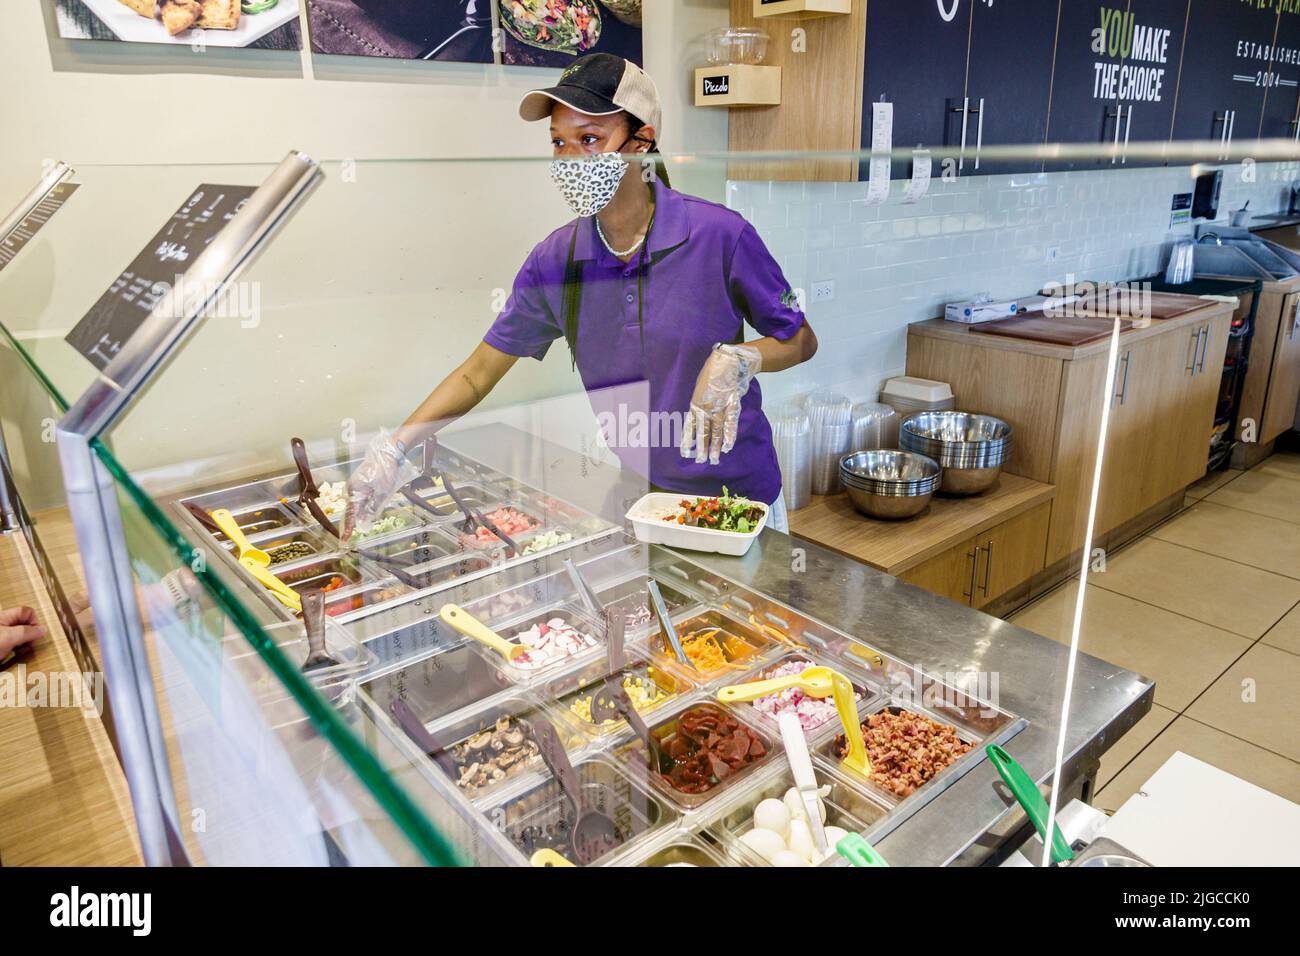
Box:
1007;448;1300;809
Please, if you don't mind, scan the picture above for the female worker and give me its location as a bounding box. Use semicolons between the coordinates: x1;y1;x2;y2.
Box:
346;54;816;535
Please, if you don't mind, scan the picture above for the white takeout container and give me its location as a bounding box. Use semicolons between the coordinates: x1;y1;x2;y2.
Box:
624;492;767;556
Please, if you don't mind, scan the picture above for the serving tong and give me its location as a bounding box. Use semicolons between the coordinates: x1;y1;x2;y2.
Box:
291;437;339;539
399;438;519;554
647;579;691;669
778;712;830;859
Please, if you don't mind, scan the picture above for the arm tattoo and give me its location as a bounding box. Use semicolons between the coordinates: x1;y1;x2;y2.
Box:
460;371;485;404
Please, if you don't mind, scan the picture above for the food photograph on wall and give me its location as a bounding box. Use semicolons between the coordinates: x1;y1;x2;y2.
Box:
54;0;303;48
498;0;642;67
306;0;494;62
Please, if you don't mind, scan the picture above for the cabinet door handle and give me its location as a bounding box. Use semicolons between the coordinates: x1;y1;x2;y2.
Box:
1196;326;1210;373
954;96;971;172
1110;105;1123;164
1122;106;1133;165
1186;328;1201;374
1114;351;1132;404
974;97;985;171
1227;109;1236;157
1215;110;1229;159
980;541;993;598
963;546;981;601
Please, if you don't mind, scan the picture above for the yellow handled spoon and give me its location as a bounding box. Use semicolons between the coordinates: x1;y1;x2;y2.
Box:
439;603;528;662
212;508;271;566
716;665;835;704
831;670;872;776
212;509;302;614
530;849;575;867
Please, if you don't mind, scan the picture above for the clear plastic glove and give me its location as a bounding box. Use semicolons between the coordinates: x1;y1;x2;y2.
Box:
341;428;420;541
680;343;762;465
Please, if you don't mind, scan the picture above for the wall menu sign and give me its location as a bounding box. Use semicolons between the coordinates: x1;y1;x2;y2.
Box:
0;182;79;274
65;185;256;373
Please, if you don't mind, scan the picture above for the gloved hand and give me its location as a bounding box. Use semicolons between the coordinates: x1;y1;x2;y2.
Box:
341;428;420;541
680;343;762;465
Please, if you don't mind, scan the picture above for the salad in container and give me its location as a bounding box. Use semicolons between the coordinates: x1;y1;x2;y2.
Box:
625;487;768;556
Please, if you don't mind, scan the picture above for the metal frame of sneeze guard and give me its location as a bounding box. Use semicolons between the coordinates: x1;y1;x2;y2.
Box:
0;161;75;532
55;151;323;866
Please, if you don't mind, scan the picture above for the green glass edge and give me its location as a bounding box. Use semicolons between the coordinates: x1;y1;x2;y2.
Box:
92;438;466;868
0;319;72;413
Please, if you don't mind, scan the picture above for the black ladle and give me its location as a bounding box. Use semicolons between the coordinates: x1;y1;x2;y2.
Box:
184;501;225;537
390;698;460;782
530;717;619;865
291;437;339;539
300;591;341;674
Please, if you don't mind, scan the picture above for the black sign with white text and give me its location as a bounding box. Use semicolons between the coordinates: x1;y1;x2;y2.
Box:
64;185;256;373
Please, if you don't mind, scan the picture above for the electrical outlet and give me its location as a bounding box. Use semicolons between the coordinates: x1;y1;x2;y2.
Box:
812;280;836;303
1045;246;1061;263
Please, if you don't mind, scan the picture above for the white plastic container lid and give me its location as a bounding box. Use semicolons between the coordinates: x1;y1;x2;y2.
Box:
880;376;954;405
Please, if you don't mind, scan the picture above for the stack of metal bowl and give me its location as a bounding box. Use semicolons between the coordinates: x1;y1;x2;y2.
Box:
899;411;1013;496
839;450;942;519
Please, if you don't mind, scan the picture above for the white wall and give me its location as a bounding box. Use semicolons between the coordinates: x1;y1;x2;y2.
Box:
0;1;730;494
728;161;1300;410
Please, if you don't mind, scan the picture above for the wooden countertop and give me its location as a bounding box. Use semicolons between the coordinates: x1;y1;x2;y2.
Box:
0;528;141;866
909;298;1234;361
789;473;1056;576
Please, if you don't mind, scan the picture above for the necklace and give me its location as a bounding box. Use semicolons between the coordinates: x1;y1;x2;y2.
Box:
595;214;649;258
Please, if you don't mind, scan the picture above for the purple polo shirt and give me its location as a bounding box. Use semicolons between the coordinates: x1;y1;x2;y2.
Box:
484;180;804;504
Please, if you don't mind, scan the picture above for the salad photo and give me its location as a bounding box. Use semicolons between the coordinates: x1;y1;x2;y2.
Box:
498;0;601;56
663;488;767;534
497;0;641;68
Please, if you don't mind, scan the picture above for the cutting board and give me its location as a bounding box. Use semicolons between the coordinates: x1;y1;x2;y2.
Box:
971;312;1133;346
1080;289;1209;320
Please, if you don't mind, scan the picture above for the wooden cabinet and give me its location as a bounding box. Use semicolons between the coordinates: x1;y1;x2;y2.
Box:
898;539;980;605
1044;0;1128;171
896;501;1051;609
860;0;971;180
964;0;1061;175
1171;0;1277;147
907;301;1236;568
791;474;1054;610
973;502;1052;608
1262;296;1300;442
1261;9;1300;138
1097;312;1228;533
1117;0;1193;167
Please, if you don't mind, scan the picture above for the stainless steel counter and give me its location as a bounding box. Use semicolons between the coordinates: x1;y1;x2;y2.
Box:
441;423;1155;867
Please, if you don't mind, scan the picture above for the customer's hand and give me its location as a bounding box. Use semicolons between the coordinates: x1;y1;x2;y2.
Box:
341;428;420;541
0;605;45;657
680;344;762;465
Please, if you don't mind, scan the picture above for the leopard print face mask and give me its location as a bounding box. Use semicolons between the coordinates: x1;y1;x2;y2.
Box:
550;151;630;218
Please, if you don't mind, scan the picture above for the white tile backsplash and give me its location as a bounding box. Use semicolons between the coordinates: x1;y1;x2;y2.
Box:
730;161;1300;409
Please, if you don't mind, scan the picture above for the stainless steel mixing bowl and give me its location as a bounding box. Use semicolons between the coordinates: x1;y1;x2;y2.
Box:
839;450;941;519
900;412;1013;496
